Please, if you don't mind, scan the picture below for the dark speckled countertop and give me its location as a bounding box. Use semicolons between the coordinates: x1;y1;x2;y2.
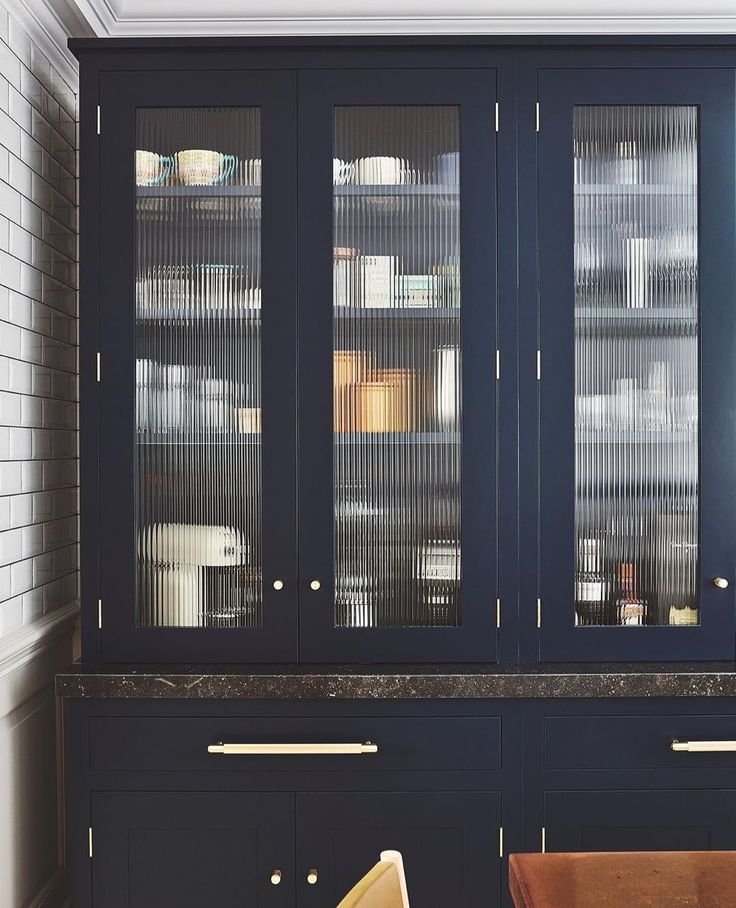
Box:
55;662;736;699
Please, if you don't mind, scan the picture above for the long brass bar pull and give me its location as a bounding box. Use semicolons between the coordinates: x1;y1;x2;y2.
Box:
671;739;736;753
207;742;379;755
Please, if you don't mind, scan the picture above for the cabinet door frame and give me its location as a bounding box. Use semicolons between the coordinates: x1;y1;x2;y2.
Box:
296;789;503;908
535;67;736;661
91;790;296;907
97;69;299;662
297;68;499;662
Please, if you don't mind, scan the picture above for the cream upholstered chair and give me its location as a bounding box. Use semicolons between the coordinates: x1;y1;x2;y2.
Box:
337;850;410;908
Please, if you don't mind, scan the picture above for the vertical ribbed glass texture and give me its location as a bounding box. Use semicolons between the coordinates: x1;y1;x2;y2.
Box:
333;106;461;628
135;108;263;628
573;106;698;627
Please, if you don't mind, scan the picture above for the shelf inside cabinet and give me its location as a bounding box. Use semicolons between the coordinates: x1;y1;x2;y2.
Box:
335;184;459;197
574;183;696;196
576;429;696;444
335;432;460;445
137;308;262;324
137;432;262;445
137;185;262;198
334;307;459;320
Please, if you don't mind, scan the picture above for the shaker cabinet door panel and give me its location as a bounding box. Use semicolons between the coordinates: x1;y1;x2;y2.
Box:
545;789;736;854
91;791;295;908
97;70;298;662
297;69;499;662
296;791;502;907
536;68;736;660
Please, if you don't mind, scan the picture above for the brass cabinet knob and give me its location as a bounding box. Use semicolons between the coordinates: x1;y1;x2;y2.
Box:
273;579;284;591
713;577;729;589
310;580;321;591
270;870;282;886
307;869;319;885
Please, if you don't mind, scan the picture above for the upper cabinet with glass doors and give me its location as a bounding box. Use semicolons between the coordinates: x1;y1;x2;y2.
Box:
97;72;298;662
537;69;736;660
298;70;498;662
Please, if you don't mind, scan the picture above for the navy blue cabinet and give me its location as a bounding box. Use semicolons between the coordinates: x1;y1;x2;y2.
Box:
89;61;501;665
91;791;295;907
298;791;502;906
544;789;736;853
534;67;736;661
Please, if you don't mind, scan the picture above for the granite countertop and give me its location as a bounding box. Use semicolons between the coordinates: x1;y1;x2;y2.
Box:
56;662;736;699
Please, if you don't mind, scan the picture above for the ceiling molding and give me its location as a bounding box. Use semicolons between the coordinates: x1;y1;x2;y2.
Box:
66;0;736;37
4;0;95;84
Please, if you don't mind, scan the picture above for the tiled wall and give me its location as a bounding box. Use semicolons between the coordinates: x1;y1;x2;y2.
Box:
0;1;78;638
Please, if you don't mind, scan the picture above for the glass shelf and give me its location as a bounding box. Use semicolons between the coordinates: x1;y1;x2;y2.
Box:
335;184;459;197
137;185;262;198
137;433;262;445
335;307;460;320
335;432;460;445
575;183;697;196
137;308;262;323
577;429;697;444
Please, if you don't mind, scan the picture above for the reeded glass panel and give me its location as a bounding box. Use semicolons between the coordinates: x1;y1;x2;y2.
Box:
135;108;263;628
333;106;461;628
574;106;698;627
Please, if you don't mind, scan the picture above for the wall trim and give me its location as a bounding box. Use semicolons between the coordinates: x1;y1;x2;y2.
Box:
65;2;736;37
0;601;79;720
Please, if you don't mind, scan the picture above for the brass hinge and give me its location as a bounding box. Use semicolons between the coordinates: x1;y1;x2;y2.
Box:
499;826;504;858
96;105;100;135
495;101;500;133
96;352;101;382
541;826;546;853
88;826;93;858
535;101;540;133
536;598;542;629
496;598;501;629
495;349;501;381
536;350;541;381
97;599;103;629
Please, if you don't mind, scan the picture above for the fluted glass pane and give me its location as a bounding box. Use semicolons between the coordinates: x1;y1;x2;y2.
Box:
135;108;263;628
333;106;461;628
574;106;698;627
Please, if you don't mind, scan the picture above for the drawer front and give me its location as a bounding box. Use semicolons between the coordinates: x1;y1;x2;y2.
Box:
545;713;736;771
90;715;501;772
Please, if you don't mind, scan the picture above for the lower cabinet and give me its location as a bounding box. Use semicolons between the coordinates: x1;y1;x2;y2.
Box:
67;697;736;906
90;789;501;907
544;790;736;853
92;791;295;907
297;791;501;907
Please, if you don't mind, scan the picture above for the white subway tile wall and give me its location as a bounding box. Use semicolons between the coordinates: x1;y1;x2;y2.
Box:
0;1;78;637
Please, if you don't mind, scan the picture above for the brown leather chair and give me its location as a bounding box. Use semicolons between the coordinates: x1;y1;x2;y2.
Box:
337;850;410;908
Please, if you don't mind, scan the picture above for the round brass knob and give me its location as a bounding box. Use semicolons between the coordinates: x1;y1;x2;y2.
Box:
714;577;729;589
270;870;283;886
273;579;284;591
307;869;319;885
310;580;321;591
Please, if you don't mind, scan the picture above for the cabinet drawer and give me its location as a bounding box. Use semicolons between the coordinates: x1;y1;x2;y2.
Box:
545;714;736;771
89;715;501;772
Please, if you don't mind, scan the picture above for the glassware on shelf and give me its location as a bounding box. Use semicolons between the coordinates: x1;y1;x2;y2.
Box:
135;106;263;629
572;104;699;628
332;104;462;629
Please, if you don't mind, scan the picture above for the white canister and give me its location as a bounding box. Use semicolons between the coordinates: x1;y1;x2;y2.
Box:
434;345;461;430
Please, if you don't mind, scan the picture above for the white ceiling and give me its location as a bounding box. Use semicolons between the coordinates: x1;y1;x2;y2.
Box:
57;0;736;36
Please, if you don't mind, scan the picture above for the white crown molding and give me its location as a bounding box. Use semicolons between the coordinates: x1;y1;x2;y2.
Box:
66;0;736;37
3;0;95;85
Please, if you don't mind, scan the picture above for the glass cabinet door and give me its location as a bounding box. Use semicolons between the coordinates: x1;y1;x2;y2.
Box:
298;70;498;662
98;72;297;661
537;69;736;660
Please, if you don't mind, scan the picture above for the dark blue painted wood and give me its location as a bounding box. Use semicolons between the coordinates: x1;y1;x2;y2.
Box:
97;70;299;662
297;790;502;907
545;789;736;852
537;68;736;661
297;68;499;663
92;790;295;907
